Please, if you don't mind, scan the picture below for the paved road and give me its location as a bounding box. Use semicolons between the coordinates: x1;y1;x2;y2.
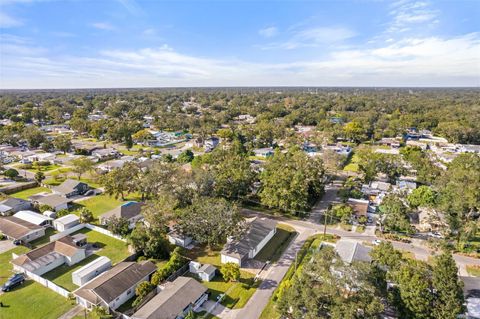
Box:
231;222;315;319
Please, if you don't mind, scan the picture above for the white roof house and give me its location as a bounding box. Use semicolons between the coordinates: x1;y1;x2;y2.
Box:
54;214;80;232
14;210;53;226
72;256;112;286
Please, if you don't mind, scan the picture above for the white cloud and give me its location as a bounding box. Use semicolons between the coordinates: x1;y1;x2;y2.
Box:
259;26;278;38
1;33;479;88
0;11;23;28
90;22;115;31
387;0;439;33
260;26;355;50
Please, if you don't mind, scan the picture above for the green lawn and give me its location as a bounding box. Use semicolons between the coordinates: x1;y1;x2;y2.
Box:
9;186;51;199
467;265;480;277
43;254;99;291
26;164;62;173
185;248;259;309
254;224;297;263
343;153;360;172
71;194;124;220
71;228;130;263
0;246;74;319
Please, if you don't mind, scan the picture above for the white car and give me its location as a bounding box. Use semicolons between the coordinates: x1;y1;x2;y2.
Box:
372;239;382;246
428;232;443;239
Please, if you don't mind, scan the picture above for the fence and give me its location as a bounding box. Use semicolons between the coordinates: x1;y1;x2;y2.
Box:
85;224;127;242
23;269;70;298
49;223;127;243
0;181;38;194
50;223;87;241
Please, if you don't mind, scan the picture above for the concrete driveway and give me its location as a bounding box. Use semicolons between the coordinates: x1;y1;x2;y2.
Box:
0;240;15;254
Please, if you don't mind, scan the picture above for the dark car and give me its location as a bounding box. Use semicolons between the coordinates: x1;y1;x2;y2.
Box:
1;273;25;292
12;239;23;246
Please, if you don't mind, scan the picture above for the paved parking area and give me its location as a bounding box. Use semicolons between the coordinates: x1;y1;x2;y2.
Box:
0;240;15;254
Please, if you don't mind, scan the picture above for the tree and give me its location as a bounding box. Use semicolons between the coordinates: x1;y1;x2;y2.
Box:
221;262;240;282
79;208;94;223
23;127;45;148
177;150;194;163
259;148;324;213
4;168;19;179
132;129;153;143
54;135;72;154
379;194;412;233
177;197;244;248
331;204;354;224
132;281;155;307
141;195;178;230
370;241;403;269
407;185;436;209
106;216;130;236
70;156;94;180
129;224;170;259
431;252;465;319
101;162;140;200
343;120;368;143
34;171;45;184
90;306;112;319
56;209;70;217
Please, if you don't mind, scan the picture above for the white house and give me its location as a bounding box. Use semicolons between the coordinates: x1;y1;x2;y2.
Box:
54;214;80;232
189;261;216;282
168;229;193;248
30;194;72;212
13;210;53;227
221;217;277;267
131;276;208;319
11;235;86;275
73;261;156;311
0;216;45;243
72;256;112;286
0;198;32;216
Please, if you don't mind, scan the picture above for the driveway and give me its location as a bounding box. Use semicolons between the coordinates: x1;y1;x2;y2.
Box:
0;240;15;254
309;179;342;223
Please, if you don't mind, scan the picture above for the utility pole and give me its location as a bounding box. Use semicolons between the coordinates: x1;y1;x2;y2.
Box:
323;209;328;237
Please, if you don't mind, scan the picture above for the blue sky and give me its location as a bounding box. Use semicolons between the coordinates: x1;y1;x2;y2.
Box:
0;0;479;88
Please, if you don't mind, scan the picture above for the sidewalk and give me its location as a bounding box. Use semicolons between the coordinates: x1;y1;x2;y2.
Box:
58;305;84;319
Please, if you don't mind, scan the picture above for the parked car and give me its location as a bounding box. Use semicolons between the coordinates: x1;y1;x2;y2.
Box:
13;239;24;245
1;273;25;292
84;190;95;196
427;232;443;239
372;239;382;246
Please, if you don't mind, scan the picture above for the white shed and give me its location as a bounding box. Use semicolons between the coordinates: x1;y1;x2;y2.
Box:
54;214;80;232
72;256;112;286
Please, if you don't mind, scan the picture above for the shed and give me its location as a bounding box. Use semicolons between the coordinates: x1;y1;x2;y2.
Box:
54;214;80;232
72;256;112;286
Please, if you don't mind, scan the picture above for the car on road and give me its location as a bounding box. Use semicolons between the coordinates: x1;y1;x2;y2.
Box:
1;273;25;292
372;239;382;246
427;232;443;239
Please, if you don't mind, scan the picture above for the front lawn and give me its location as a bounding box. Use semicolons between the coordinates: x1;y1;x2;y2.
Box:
26;164;62;173
71;228;130;263
9;186;51;199
254;224;297;263
0;246;74;319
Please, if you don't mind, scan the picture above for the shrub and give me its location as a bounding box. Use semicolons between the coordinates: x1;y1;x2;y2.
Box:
151;247;186;285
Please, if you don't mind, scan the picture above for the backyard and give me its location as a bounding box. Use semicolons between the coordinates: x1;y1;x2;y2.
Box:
71;194;124;220
254;224;297;263
9;186;51;199
343;152;360;172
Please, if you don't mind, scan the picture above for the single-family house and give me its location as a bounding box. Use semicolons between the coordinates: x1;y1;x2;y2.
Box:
167;229;193;248
73;261;156;311
97;159;126;172
361;181;392;196
72;256;112;286
0;216;45;242
189;261;216;282
30;194;72;212
334;239;372;264
347;198;369;218
0;197;32;216
13;210;53;227
253;148;274;158
12;235;86;275
99;201;143;229
54;214;80;232
53;179;89;198
221;217;277;267
204;137;219;151
396;179;417;193
131;276;208;319
92;148;120;161
415;208;448;232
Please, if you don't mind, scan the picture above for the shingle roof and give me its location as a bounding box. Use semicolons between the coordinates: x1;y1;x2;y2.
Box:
74;261;156;306
0;197;30;208
0;216;43;239
14;210;52;225
99;202;143;221
53;179;87;195
334;240;372;264
132;276;207;319
221;217;277;259
30;194;72;207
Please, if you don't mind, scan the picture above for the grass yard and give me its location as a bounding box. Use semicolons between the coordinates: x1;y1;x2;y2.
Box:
29;228;57;248
343;153;360;172
184;247;259;309
355;225;366;233
26;164;62;173
9;186;51;199
71;228;130;263
255;224;297;263
71;194;124;220
43;254;99;291
467;265;480;277
0;246;74;319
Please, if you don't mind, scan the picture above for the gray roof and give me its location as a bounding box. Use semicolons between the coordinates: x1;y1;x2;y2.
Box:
99;201;143;221
53;179;88;195
334;240;372;264
0;197;30;208
199;264;216;275
74;261;156;306
221;217;277;259
132;276;207;319
0;216;43;239
30;194;72;207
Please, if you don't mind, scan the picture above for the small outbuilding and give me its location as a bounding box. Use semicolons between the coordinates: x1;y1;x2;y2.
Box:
168;229;193;248
189;261;216;282
72;256;112;286
54;214;80;232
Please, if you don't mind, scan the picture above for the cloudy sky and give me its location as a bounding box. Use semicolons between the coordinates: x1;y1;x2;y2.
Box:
0;0;479;88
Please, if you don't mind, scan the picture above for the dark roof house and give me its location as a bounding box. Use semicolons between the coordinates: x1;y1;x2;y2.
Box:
99;202;144;226
53;179;89;198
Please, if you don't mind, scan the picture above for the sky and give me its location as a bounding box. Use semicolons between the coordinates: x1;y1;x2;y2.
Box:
0;0;479;89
